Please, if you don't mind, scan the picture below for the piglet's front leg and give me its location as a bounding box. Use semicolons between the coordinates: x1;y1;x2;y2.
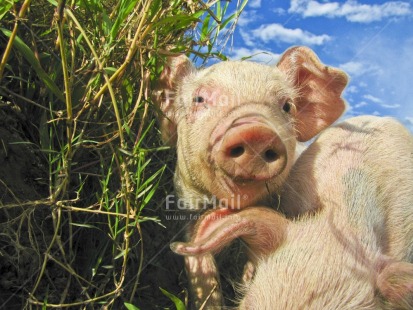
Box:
173;208;287;308
185;254;222;309
182;209;232;309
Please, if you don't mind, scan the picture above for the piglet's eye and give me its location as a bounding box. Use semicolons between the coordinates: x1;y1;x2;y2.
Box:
193;96;205;104
282;101;292;113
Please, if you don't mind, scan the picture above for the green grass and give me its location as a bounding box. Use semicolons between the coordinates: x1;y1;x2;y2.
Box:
0;0;247;308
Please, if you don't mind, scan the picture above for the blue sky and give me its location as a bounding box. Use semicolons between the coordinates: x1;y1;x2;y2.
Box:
216;0;413;131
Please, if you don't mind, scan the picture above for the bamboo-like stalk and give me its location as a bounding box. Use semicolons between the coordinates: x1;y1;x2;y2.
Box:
54;0;73;201
92;0;152;103
0;0;32;81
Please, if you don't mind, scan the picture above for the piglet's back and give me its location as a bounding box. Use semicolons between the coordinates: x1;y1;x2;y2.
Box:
281;115;413;261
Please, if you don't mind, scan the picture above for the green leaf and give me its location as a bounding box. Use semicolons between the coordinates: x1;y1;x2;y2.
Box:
110;0;140;43
0;0;16;20
134;119;155;150
70;223;98;229
200;14;210;42
170;0;182;10
160;287;186;310
118;147;133;156
104;67;117;75
46;0;58;6
148;0;162;20
137;166;165;196
124;302;140;310
152;13;200;29
0;28;65;102
216;1;222;20
220;12;236;30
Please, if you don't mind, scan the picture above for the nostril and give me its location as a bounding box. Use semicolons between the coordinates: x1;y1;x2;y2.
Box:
263;149;278;162
229;145;245;158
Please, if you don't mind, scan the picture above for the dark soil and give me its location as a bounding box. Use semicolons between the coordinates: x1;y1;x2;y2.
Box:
0;105;49;308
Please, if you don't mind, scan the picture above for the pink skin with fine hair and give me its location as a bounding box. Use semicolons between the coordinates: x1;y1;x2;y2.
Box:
172;116;413;309
153;46;348;308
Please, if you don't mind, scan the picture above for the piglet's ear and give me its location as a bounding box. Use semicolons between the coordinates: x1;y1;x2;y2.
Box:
377;260;413;309
152;55;195;146
277;46;348;142
170;207;288;260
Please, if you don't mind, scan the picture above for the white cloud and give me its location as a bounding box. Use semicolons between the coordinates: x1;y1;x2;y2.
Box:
380;103;401;109
289;0;411;23
237;9;260;26
240;29;257;47
351;38;413;118
346;85;358;94
248;23;331;45
339;61;364;76
363;95;400;109
249;0;262;8
364;94;383;103
273;7;287;15
228;47;281;65
302;1;340;16
354;101;368;109
339;61;381;77
342;101;365;117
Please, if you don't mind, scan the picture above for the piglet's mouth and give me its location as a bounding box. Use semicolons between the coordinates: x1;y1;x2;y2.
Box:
232;173;276;184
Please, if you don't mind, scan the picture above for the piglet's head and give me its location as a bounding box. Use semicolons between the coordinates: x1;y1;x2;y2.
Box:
153;47;348;209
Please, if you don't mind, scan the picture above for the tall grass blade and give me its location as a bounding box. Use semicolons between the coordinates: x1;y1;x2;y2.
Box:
0;28;65;101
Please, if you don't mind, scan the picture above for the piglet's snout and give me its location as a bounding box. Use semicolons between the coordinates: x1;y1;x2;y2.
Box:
214;123;287;181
